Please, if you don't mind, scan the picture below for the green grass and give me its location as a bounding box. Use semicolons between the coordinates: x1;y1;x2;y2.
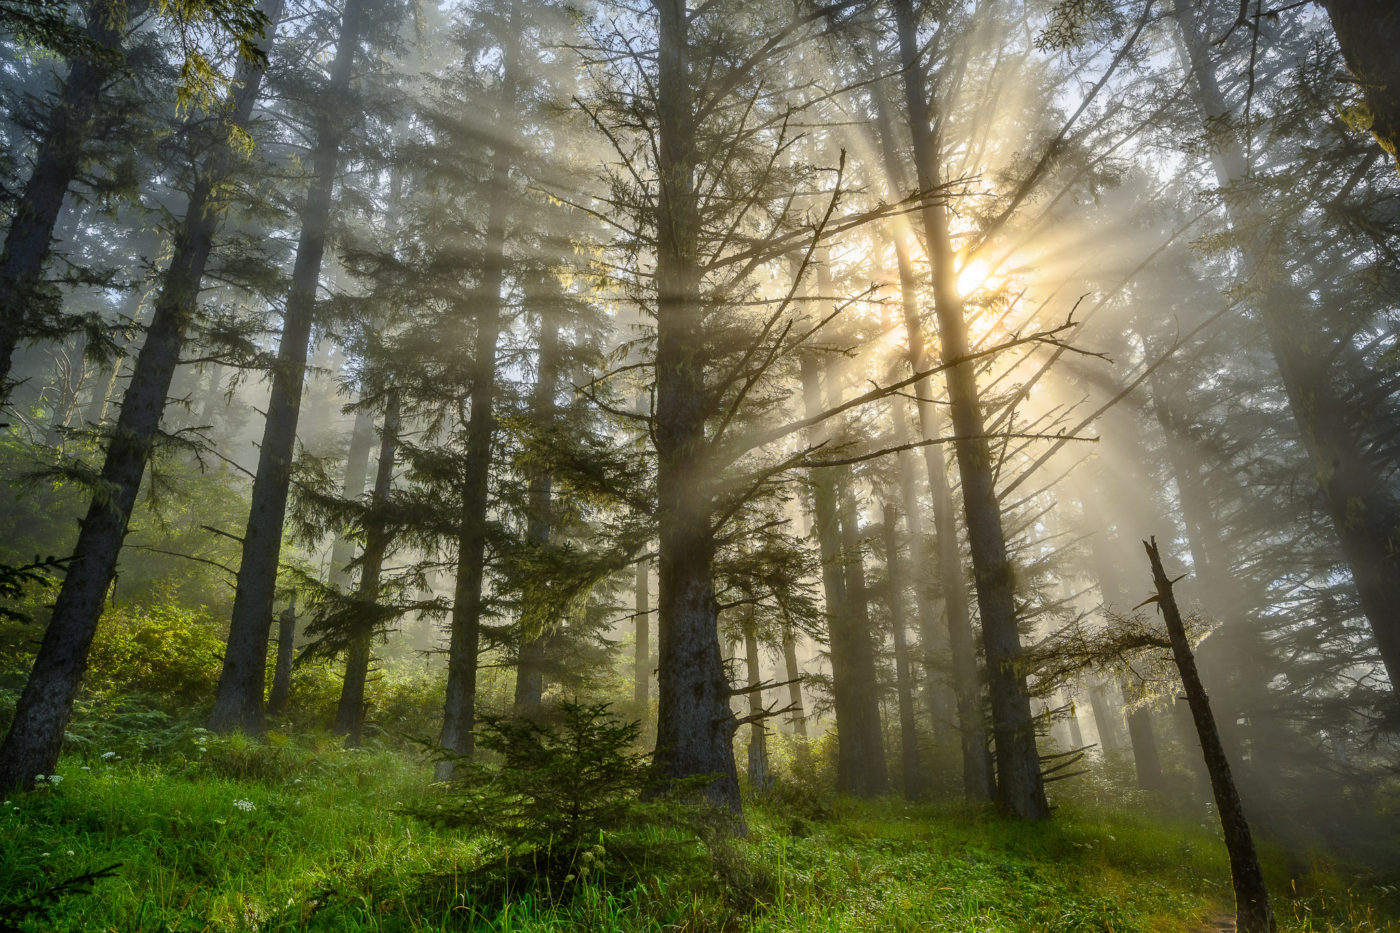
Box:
1;746;1396;932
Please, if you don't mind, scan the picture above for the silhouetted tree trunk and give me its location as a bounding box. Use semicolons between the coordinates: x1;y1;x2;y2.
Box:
333;391;398;746
1121;680;1165;792
634;556;650;709
437;0;523;774
1143;537;1275;933
514;301;561;717
835;479;890;797
799;354;884;796
646;0;741;814
892;0;1046;819
198;363;226;428
743;611;771;792
328;405;377;588
0;2;281;791
0;0;132;402
893;238;993;801
266;596;297;717
780;623;807;738
210;0;368;735
1087;681;1123;754
1318;0;1400;163
871;40;990;800
883;503;922;800
1088;523;1166;791
890;396;952;744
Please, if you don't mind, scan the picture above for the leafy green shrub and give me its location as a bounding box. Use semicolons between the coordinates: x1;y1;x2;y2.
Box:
369;668;447;741
83;601;225;707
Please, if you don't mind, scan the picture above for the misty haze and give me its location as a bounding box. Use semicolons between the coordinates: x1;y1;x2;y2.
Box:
0;0;1397;930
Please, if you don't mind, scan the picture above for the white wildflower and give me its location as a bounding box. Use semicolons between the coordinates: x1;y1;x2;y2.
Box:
233;798;256;813
101;752;116;760
66;850;74;856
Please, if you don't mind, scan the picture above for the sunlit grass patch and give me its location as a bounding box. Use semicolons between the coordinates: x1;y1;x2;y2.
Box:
0;753;1396;932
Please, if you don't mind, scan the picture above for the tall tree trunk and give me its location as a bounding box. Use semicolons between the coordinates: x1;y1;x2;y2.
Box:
1317;0;1400;163
1087;521;1166;791
648;0;741;813
334;391;399;746
781;623;807;738
1143;538;1275;933
893;238;993;801
198;363;226;428
1087;680;1124;754
0;3;281;791
890;395;952;745
328;405;378;588
266;596;297;717
634;556;651;709
799;354;881;796
1174;0;1400;688
437;0;521;772
836;478;890;797
869;46;976;778
883;503;922;800
0;0;132;402
514;300;561;717
1121;680;1165;792
743;611;771;792
892;0;1046;818
209;0;368;735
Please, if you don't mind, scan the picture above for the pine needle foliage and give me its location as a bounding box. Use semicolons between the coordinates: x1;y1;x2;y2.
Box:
415;700;652;860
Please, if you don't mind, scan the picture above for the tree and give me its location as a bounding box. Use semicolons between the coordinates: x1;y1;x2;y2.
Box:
0;0;281;792
209;0;377;735
889;0;1048;819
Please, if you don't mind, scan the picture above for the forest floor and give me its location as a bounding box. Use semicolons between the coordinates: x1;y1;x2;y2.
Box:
1;739;1396;932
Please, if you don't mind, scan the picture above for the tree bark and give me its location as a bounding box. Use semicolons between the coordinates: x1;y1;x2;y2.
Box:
334;391;399;746
209;0;368;735
892;0;1046;818
883;503;923;800
1143;538;1275;933
266;596;297;717
648;0;741;814
0;2;280;791
1318;0;1400;164
0;0;131;403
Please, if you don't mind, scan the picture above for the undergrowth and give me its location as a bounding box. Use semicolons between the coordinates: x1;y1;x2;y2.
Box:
0;736;1396;932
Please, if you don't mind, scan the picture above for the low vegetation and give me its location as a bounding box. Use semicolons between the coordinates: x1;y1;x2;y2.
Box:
1;706;1396;932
